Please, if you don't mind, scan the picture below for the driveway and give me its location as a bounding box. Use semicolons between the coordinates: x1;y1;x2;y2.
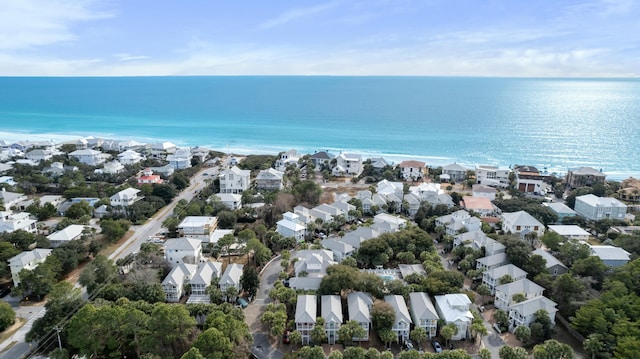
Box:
246;256;284;359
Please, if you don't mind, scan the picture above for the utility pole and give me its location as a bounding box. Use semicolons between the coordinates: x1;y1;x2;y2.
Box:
53;325;62;351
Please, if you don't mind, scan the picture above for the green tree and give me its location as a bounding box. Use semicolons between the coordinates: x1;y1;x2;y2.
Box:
328;349;344;359
338;320;367;346
514;325;531;345
499;346;528;359
378;328;397;348
289;330;302;349
296;346;325;359
0;301;15;331
532;339;574;359
494;310;509;328
240;265;260;299
440;323;458;346
476;284;491;305
343;346;367;359
180;347;206;359
193;327;234;359
79;254;117;295
311;317;327;345
410;327;427;348
583;333;604;359
371;301;395;331
478;348;492;359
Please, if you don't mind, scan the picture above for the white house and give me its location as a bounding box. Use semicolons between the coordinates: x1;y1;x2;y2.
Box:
219;263;244;293
215;193;242;210
218;166;251;194
321;237;355;262
96;160;125;175
501;211;545;237
296;294;317;345
398;160;425;181
494;279;544;311
472;184;497;201
164;237;204;267
190;261;223;296
409;292;439;338
347;292;373;341
385;295;413;342
475;165;510;188
377;180;404;200
476;252;508;271
333;153;363;176
255;168;284;190
9;249;53;286
150;141;177;160
542;202;577;223
178;216;218;243
454;230;505;256
138;168;163;184
275;149;300;172
69;149;109;166
482;264;528;295
276;212;307;242
0;189;28;210
0;211;37;234
442;163;468;182
436;210;481;236
574;194;627;221
547;225;590;241
508;296;557;331
289;250;336;290
117;149;145;165
166;148;193;169
434;294;474;340
340;227;381;250
162;263;197;302
109;188;142;208
309;151;333;168
322;295;343;345
47;224;85;248
25;149;53;162
373;213;407;232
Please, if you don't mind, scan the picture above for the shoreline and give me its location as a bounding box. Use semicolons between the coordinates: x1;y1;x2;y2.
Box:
0;130;634;181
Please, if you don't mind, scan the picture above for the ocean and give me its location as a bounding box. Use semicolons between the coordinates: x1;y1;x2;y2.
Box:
1;76;639;180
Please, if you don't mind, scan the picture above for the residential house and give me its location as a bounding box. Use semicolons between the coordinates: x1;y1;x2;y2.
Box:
190;147;210;164
15;159;38;167
0;189;27;210
150;164;174;177
162;263;197;302
276;212;307;242
589;245;631;268
149;142;177;160
47;224;85;248
494;279;544;311
117;149;145;165
218;166;251;194
321;237;355;262
565;167;606;189
331;201;356;221
138;168;163;184
501;211;545;237
409;292;439;338
322;295;343;345
295;294;317;345
177;216;218;243
542;202;577;223
513;165;546;194
574;194;627;221
399;160;425;181
370;157;390;169
0;211;37;234
403;193;422;217
289;250;336;290
472;184;497;201
43;162;78;177
255;168;284;190
434;294;474;340
110;188;142;208
476;252;508;271
25;149;53;162
314;204;344;221
309;151;333;168
275;149;300;171
333;153;363;176
475;165;510;188
482;264;528;295
532;249;568;277
164;237;204;267
385;295;412;342
442;163;468;182
454;230;505;256
210;228;234;245
215;193;242;210
96;160;125;174
373;213;407;232
219;263;244;294
8;249;53;286
547;225;590;241
436;210;481;236
166;148;193;169
347;292;373;341
377;180;404;200
461;196;498;217
69;149;109;166
340;227;380;250
58;197;99;216
38;195;65;209
508;296;557;331
190;261;223;296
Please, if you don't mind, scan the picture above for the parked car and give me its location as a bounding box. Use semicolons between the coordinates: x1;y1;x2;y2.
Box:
431;340;443;353
282;331;290;344
236;297;249;309
402;340;414;351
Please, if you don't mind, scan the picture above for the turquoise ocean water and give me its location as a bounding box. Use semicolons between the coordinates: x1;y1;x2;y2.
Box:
0;76;639;180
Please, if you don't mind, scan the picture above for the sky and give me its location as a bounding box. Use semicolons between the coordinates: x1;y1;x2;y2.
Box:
0;0;638;77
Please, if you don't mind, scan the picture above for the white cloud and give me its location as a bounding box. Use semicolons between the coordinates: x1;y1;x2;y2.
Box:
114;53;150;61
258;1;340;30
0;0;113;50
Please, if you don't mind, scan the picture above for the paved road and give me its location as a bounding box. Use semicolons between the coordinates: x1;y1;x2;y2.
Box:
0;164;217;359
246;256;284;359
